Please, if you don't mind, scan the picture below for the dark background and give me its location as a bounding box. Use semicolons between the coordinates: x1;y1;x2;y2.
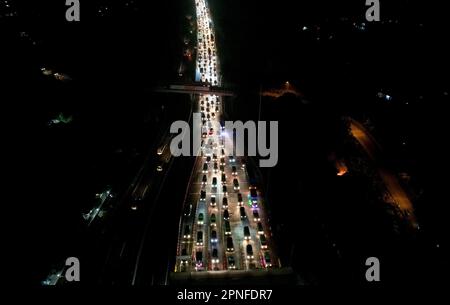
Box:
2;0;449;285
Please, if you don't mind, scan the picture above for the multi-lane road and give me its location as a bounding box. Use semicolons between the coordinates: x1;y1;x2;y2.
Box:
174;0;278;274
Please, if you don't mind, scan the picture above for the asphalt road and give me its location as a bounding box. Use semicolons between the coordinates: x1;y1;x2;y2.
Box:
349;118;418;228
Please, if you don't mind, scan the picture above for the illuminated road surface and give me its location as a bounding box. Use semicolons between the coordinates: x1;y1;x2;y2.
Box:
175;0;278;273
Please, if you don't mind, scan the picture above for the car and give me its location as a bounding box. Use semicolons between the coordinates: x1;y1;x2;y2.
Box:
243;226;251;240
220;165;225;173
202;131;207;138
221;149;225;156
237;193;243;206
241;160;246;170
213;162;219;174
226;237;234;252
222;185;228;196
196;251;203;268
206;156;211;163
222;197;228;209
196;231;203;246
202;174;207;185
223;209;230;220
184;203;193;217
200;190;206;201
232;166;237;176
213;154;218;162
198;213;204;225
221;173;226;184
211;230;218;243
212;177;218;188
224;221;231;235
215;106;219;112
183;225;191;239
246;244;254;259
252;210;260;222
212;248;219;263
264;251;272;267
240;207;247;220
210;213;216;226
229;155;236;163
202;163;208;174
207;138;214;148
233;179;240;191
260;234;268;249
210;195;216;207
257;222;264;235
220;157;225;166
227;255;236;269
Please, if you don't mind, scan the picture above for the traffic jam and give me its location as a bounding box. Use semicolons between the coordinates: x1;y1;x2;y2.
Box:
175;0;277;273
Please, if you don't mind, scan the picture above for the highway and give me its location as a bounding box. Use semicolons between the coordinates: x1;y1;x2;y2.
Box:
174;0;278;274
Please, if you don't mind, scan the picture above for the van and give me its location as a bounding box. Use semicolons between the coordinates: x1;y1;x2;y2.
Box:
257;222;264;235
233;178;240;191
223;209;230;220
211;230;218;243
260;234;268;249
240;207;247;220
183;225;191;239
246;244;254;259
222;197;228;209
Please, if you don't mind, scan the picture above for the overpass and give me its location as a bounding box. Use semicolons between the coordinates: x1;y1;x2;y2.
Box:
154;84;235;97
